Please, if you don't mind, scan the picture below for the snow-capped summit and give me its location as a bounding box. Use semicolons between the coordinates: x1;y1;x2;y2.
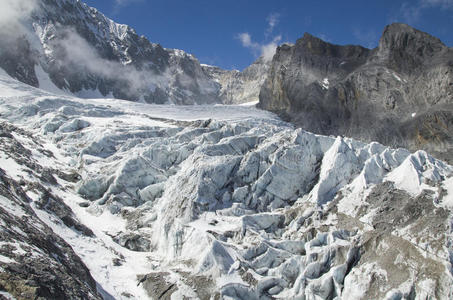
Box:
0;0;222;104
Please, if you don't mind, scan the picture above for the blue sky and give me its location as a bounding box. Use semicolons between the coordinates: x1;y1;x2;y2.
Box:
84;0;453;70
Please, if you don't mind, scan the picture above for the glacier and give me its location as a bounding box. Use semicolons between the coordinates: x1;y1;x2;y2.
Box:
0;71;453;299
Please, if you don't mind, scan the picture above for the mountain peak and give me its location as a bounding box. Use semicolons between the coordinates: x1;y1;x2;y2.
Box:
298;32;331;52
288;31;371;68
378;23;446;66
260;22;453;164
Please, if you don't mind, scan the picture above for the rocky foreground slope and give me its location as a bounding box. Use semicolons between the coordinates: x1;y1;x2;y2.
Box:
1;71;453;299
259;23;453;164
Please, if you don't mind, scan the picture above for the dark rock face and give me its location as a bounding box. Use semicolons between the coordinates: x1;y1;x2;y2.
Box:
259;23;453;163
0;0;220;104
137;272;177;299
0;123;101;299
377;23;446;74
0;36;39;88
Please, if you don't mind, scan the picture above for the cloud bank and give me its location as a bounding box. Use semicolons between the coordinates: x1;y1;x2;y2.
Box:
0;0;38;34
57;28;169;95
0;0;168;98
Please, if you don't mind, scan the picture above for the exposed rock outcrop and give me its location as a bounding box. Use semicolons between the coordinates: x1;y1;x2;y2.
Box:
0;123;101;299
259;23;453;163
202;57;270;104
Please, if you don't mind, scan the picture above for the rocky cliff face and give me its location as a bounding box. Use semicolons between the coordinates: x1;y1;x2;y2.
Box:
0;0;222;104
0;122;102;299
202;57;270;104
259;23;453;163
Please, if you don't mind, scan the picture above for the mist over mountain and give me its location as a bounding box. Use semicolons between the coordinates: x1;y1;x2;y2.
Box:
0;0;264;105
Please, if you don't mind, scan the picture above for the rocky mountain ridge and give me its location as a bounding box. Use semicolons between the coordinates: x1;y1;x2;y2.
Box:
0;0;264;105
259;23;453;163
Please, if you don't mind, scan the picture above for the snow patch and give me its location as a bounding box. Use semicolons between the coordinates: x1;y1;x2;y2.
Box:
386;151;452;196
0;291;16;300
393;73;403;82
0;254;15;264
239;100;259;106
321;77;329;89
442;177;453;208
35;65;68;96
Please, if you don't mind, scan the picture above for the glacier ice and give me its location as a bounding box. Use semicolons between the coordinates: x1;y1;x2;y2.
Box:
0;73;453;299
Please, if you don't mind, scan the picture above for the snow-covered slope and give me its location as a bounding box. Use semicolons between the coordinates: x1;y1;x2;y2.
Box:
0;0;221;104
1;72;453;299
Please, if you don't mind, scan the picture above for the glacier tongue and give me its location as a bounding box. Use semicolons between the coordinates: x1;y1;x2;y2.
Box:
0;74;453;299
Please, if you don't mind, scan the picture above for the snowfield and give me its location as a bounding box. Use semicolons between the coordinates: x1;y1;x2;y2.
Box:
1;72;453;299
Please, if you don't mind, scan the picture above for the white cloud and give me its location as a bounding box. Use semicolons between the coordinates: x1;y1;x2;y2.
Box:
114;0;143;9
236;13;284;62
399;0;453;23
266;13;280;34
0;0;38;33
421;0;453;9
399;2;422;23
112;0;143;14
261;35;282;61
57;28;169;93
237;33;258;48
318;33;331;43
237;32;281;62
